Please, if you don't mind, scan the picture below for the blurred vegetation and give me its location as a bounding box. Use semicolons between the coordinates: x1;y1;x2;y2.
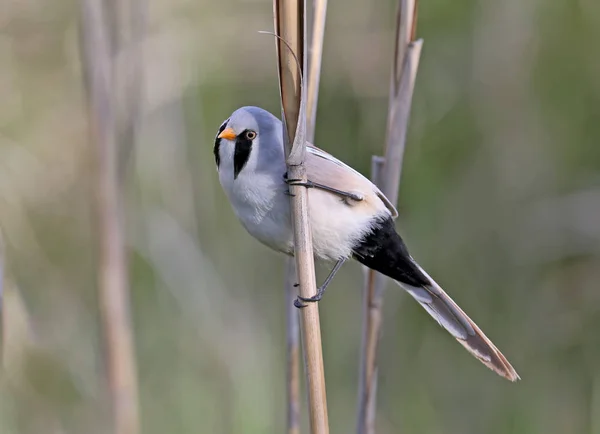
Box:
1;0;600;433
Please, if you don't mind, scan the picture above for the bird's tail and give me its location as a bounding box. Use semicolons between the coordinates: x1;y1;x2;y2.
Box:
394;263;520;382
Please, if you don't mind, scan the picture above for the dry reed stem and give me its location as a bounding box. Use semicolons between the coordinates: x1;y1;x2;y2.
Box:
284;260;301;434
283;0;328;432
274;0;329;432
305;0;328;140
110;0;146;184
356;1;422;433
0;229;4;366
80;1;141;433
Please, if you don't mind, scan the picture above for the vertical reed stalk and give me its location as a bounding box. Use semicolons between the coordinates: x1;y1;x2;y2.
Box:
305;0;328;140
0;229;4;366
80;1;142;432
356;1;422;432
283;0;328;432
274;0;329;432
284;260;301;434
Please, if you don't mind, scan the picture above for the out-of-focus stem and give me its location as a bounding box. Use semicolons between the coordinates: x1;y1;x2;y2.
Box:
356;1;422;433
80;1;142;433
0;229;4;366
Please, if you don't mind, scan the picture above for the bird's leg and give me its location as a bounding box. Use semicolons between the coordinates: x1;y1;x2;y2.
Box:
294;258;347;308
283;172;363;202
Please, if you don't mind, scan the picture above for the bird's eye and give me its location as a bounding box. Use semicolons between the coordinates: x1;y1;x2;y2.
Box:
245;130;257;140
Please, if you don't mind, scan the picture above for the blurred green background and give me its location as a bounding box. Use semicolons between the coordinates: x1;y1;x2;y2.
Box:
1;0;600;433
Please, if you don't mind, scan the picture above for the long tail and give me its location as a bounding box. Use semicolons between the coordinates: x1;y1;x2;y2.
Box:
395;263;520;382
353;216;519;381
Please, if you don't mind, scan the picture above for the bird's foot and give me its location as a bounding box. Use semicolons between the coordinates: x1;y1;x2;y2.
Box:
283;172;305;186
291;258;346;308
283;173;363;202
293;286;325;309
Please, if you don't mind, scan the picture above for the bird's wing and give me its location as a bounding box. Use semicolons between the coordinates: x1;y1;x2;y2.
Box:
305;143;398;218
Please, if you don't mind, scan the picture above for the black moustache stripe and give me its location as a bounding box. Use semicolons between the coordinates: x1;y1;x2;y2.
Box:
233;131;253;179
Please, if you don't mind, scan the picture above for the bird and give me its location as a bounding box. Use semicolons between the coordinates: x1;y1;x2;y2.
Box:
213;105;520;382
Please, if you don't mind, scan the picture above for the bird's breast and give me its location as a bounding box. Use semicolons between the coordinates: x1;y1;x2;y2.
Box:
219;169;294;254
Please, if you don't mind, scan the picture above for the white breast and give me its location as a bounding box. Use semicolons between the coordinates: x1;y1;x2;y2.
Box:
218;149;294;255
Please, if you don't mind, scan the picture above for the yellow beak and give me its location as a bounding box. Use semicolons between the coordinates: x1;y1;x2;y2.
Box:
218;127;236;140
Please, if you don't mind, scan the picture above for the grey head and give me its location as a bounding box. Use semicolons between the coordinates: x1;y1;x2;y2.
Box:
214;106;285;179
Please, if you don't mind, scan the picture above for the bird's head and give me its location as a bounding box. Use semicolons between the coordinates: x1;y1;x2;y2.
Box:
214;106;283;179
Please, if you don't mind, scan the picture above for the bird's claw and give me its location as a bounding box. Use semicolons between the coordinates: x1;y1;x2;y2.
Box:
286;179;313;188
283;172;306;185
298;294;323;303
283;173;301;196
293;290;323;309
283;173;363;202
293;298;308;309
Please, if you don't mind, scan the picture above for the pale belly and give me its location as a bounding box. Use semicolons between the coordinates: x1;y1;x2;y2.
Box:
233;192;377;263
221;171;378;262
238;201;295;255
